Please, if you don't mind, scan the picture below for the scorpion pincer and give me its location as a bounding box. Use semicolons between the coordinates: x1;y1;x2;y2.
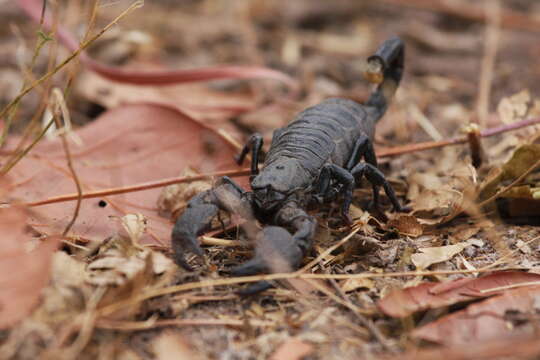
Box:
171;37;408;294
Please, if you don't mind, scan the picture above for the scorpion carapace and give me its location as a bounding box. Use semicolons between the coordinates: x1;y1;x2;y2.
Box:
171;36;407;293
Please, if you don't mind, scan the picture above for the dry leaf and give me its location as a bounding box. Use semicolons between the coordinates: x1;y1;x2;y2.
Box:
85;229;165;319
157;167;213;218
412;285;540;345
5;103;246;245
86;235;153;287
0;205;61;329
411;242;472;270
341;278;374;292
478;144;540;201
387;214;423;237
121;213;147;246
377;271;540;318
76;71;258;125
377;335;540;360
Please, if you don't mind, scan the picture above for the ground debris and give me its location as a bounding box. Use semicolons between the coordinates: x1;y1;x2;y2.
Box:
2;0;540;359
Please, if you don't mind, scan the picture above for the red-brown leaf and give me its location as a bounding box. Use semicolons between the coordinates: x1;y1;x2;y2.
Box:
377;271;540;318
5;103;244;245
411;285;540;345
375;334;540;360
0;205;60;329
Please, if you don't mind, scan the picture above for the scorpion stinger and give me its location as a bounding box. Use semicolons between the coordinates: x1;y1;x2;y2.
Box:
171;37;408;294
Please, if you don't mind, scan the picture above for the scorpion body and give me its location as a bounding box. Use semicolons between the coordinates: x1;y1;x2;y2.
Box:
172;37;406;293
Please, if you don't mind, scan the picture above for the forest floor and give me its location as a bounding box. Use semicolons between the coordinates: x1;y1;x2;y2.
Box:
0;1;539;359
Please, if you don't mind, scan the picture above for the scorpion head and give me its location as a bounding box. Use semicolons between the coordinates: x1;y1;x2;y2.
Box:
250;158;310;212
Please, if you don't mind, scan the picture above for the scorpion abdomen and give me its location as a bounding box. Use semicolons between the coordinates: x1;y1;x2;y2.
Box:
264;98;379;175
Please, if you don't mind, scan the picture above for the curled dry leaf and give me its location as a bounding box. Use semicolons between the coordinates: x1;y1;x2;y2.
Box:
5;103;244;245
86;229;174;319
157;167;213;218
407;175;463;221
0;205;61;329
85;234;153;288
412;285;540;345
121;213;147;246
387;214;423;237
411;241;473;270
75;71;259;126
478;144;540;201
377;271;540;318
406;149;477;225
341;277;375;293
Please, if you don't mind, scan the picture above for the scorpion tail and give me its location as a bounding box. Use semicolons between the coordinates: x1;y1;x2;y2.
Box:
365;36;404;120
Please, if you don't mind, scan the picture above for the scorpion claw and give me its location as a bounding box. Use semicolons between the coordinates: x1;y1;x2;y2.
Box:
230;257;268;276
171;231;204;271
233;226;303;295
171;191;220;270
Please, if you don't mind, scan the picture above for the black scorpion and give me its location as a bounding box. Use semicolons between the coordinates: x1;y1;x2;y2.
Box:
172;37;407;293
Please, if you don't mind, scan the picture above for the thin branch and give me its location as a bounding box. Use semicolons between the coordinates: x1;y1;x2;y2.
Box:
1;116;55;175
0;0;143;144
18;169;250;207
97;266;527;317
96;317;273;330
377;116;540;158
50;88;82;236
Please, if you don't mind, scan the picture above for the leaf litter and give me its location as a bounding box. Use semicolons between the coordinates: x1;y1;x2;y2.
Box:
5;103;245;245
1;0;540;359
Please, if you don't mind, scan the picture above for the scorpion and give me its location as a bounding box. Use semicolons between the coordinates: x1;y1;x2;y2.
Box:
172;37;407;294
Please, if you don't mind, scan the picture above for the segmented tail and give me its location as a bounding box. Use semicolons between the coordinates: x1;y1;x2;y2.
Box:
365;36;404;120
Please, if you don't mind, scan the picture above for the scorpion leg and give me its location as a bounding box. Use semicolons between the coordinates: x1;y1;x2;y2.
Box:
346;135;383;210
346;134;375;170
235;133;263;175
317;164;356;224
171;176;254;270
351;163;405;212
